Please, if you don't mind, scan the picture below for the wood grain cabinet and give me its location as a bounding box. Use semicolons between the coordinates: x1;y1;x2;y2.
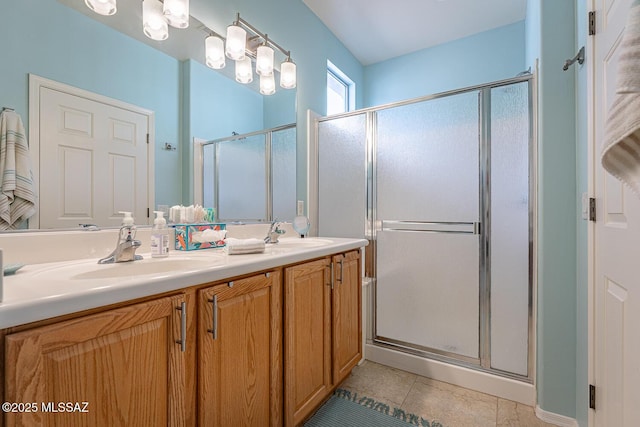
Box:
4;294;188;427
284;250;362;426
197;271;282;427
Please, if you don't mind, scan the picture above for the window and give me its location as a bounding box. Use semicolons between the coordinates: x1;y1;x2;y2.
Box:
327;61;355;115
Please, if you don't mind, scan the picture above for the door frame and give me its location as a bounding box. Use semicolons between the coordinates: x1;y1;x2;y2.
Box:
27;74;155;228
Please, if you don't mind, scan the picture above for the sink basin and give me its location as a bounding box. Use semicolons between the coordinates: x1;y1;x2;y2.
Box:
31;255;223;281
266;238;334;253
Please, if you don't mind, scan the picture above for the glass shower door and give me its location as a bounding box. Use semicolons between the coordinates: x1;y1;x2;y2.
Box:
375;91;482;360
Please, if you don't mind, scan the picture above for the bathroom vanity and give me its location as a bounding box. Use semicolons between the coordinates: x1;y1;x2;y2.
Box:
0;237;366;426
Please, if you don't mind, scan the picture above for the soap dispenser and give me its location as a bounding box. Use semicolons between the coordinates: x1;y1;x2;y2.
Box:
119;211;135;226
151;211;169;258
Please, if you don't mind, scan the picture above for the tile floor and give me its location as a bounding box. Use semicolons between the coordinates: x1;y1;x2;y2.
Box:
339;360;557;427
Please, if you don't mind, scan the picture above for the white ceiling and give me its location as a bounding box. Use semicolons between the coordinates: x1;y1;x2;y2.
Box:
303;0;527;66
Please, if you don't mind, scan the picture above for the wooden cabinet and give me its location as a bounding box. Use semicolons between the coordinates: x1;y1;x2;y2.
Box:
283;258;332;426
331;251;362;385
198;271;282;427
4;294;187;427
283;251;362;426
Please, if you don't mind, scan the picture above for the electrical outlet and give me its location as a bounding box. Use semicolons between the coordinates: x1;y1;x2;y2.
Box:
297;200;304;216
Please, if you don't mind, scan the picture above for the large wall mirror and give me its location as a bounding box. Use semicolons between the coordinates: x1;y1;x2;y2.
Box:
0;0;296;231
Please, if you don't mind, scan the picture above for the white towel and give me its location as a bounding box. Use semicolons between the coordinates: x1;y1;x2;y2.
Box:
0;110;36;229
602;0;640;197
224;237;265;255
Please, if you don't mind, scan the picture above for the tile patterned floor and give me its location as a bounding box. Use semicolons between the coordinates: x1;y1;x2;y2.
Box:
339;361;557;427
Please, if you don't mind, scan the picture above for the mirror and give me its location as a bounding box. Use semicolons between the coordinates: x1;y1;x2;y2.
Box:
0;0;296;230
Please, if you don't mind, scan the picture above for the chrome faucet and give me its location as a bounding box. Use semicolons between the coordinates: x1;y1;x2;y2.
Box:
98;225;143;264
264;220;285;244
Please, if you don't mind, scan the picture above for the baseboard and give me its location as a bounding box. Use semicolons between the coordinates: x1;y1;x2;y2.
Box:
534;405;579;427
365;343;535;406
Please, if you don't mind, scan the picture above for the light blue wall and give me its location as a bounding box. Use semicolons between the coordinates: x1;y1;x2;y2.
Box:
363;21;526;107
575;0;589;425
0;0;182;210
526;0;578;419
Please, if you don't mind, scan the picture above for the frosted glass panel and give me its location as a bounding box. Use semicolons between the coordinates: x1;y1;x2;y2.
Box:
217;135;266;221
376;230;480;358
490;82;530;375
203;143;215;208
272;127;296;220
318;114;367;238
376;92;480;222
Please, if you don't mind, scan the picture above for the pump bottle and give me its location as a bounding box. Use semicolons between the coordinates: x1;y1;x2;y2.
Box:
151;211;169;258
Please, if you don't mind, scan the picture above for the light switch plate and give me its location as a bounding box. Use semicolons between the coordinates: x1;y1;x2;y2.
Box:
297;200;304;216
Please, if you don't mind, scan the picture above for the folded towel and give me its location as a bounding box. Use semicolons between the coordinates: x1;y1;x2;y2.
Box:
602;0;640;197
224;238;265;255
0;110;36;229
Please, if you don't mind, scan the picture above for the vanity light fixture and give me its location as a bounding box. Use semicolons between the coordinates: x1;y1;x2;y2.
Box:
163;0;189;29
225;22;247;61
256;41;275;76
280;56;297;89
142;0;169;41
84;0;117;16
205;34;226;69
260;74;276;95
235;56;253;84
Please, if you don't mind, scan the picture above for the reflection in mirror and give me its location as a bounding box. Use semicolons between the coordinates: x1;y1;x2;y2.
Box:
0;0;297;231
199;124;296;222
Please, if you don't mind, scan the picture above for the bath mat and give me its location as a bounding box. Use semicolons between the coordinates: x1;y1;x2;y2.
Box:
304;388;445;427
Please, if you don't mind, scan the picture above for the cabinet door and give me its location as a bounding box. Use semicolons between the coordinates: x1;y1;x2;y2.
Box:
4;294;187;427
332;250;362;385
284;258;332;427
198;271;282;427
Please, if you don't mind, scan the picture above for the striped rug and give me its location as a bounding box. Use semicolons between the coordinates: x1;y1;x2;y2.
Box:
304;389;445;427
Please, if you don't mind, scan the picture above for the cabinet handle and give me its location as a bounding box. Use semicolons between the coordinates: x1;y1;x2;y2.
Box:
339;258;344;283
228;281;234;288
330;263;334;290
176;302;186;352
207;295;218;340
265;272;270;278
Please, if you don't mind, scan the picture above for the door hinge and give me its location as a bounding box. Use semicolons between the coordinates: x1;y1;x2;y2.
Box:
589;197;596;222
589;11;596;35
147;207;150;218
589;384;596;410
146;133;150;144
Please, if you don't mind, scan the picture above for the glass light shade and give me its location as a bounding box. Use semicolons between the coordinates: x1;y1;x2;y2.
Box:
260;74;276;95
235;57;253;84
280;60;297;89
256;45;274;76
85;0;116;16
143;0;168;41
163;0;189;29
205;36;226;69
225;25;247;60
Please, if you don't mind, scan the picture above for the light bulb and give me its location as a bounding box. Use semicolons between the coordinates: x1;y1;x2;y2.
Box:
163;0;189;29
256;45;274;76
235;57;253;84
226;24;247;60
205;36;226;69
280;59;296;89
260;74;276;95
143;0;168;41
85;0;116;16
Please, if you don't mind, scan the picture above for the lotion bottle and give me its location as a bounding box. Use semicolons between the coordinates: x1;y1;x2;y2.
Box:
151;210;169;258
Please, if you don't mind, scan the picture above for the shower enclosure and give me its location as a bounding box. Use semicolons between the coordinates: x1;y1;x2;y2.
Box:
195;124;297;222
315;76;533;380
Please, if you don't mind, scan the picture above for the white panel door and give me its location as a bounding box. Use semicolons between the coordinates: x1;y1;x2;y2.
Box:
39;87;149;228
593;0;640;425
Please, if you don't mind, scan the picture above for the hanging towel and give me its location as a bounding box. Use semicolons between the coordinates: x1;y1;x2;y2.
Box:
602;0;640;197
0;110;36;229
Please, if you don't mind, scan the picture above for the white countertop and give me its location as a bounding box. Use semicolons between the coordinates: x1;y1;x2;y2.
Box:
0;237;367;329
